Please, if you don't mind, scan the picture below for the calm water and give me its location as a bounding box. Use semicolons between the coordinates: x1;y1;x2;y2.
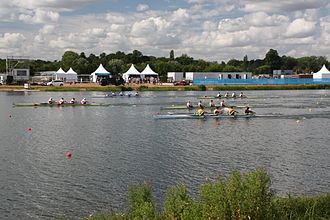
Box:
0;90;329;219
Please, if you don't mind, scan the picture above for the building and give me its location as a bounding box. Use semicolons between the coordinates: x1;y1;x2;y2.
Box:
13;69;30;82
273;70;293;78
167;72;184;82
185;72;252;80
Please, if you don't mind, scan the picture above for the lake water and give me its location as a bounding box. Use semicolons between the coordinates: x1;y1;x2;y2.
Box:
0;90;329;219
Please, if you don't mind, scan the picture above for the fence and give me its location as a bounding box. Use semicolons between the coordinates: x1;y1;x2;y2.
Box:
193;78;330;85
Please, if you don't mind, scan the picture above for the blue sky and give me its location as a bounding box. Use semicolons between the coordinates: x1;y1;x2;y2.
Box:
0;0;330;62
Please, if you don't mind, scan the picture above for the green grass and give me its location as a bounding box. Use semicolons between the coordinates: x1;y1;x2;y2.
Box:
82;168;330;220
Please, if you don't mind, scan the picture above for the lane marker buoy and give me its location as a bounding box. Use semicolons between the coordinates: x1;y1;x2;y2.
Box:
27;128;32;131
66;153;72;158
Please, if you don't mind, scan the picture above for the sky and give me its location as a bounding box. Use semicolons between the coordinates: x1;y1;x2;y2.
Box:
0;0;330;62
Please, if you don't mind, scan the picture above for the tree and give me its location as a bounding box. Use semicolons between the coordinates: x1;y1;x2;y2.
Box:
107;59;125;75
170;50;175;59
60;51;79;70
264;49;282;71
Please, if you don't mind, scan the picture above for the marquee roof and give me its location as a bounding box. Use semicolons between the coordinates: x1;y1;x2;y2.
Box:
92;64;111;75
313;65;330;79
56;67;66;74
66;67;77;75
141;64;158;76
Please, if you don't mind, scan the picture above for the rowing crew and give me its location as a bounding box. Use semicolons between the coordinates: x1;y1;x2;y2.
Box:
103;92;139;97
216;92;246;98
197;106;255;116
48;97;88;104
187;100;229;108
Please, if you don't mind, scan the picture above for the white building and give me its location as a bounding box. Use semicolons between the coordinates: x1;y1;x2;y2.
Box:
185;72;252;80
167;72;184;82
13;69;30;82
313;65;330;79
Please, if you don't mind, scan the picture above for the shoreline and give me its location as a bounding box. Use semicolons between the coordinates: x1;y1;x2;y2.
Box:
1;83;330;92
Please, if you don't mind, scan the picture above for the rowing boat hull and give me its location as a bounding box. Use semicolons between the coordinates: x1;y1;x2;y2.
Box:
160;105;249;110
154;114;278;119
154;114;257;119
13;103;110;107
197;96;256;99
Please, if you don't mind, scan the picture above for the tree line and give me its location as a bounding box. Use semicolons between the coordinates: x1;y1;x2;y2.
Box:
0;49;329;79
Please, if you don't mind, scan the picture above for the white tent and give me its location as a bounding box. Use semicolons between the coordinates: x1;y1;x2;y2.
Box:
313;65;330;79
90;64;112;83
141;64;159;78
56;67;77;82
122;64;141;82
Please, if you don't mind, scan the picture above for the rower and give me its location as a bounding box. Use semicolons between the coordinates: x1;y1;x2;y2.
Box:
209;100;215;107
126;92;132;97
220;100;226;107
186;101;193;108
80;98;87;104
48;97;54;104
69;98;76;104
224;92;229;97
119;92;123;96
231;92;236;97
243;107;255;115
197;107;205;116
197;100;204;108
223;106;238;115
239;92;246;97
213;107;223;115
58;97;65;105
134;92;139;97
216;92;222;98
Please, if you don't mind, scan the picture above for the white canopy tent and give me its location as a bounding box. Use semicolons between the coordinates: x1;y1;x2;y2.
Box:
90;64;112;83
313;65;330;79
122;64;141;82
56;67;77;82
141;64;159;78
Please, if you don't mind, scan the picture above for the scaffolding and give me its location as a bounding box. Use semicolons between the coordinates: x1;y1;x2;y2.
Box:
6;56;30;76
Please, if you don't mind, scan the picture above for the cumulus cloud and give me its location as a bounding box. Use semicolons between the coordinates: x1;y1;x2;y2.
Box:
285;18;316;38
136;4;149;11
0;33;26;48
240;0;329;12
11;0;102;10
18;9;59;24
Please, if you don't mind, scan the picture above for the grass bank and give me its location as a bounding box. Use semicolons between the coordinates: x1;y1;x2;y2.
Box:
1;84;330;92
69;168;329;220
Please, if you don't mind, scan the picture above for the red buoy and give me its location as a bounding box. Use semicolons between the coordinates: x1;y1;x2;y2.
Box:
27;128;32;131
8;114;12;118
66;153;72;158
217;122;221;126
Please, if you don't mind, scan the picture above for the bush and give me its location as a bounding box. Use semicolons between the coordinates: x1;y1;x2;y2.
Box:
197;84;207;91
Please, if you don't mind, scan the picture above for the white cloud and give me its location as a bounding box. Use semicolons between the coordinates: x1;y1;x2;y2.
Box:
11;0;102;10
285;18;316;38
18;9;59;24
136;4;149;11
0;33;26;49
240;0;329;12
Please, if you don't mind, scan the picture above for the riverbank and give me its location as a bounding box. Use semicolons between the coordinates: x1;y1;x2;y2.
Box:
85;168;330;220
1;83;330;92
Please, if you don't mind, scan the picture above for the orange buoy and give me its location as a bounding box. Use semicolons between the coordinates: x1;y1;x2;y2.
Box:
66;153;72;158
27;128;32;131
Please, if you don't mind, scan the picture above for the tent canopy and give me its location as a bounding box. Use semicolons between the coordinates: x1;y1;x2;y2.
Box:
90;64;111;82
141;64;159;76
56;67;66;74
66;67;77;75
122;64;141;82
313;65;330;79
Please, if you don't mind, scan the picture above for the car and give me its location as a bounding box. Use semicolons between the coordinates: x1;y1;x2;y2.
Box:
174;81;189;86
46;80;64;86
